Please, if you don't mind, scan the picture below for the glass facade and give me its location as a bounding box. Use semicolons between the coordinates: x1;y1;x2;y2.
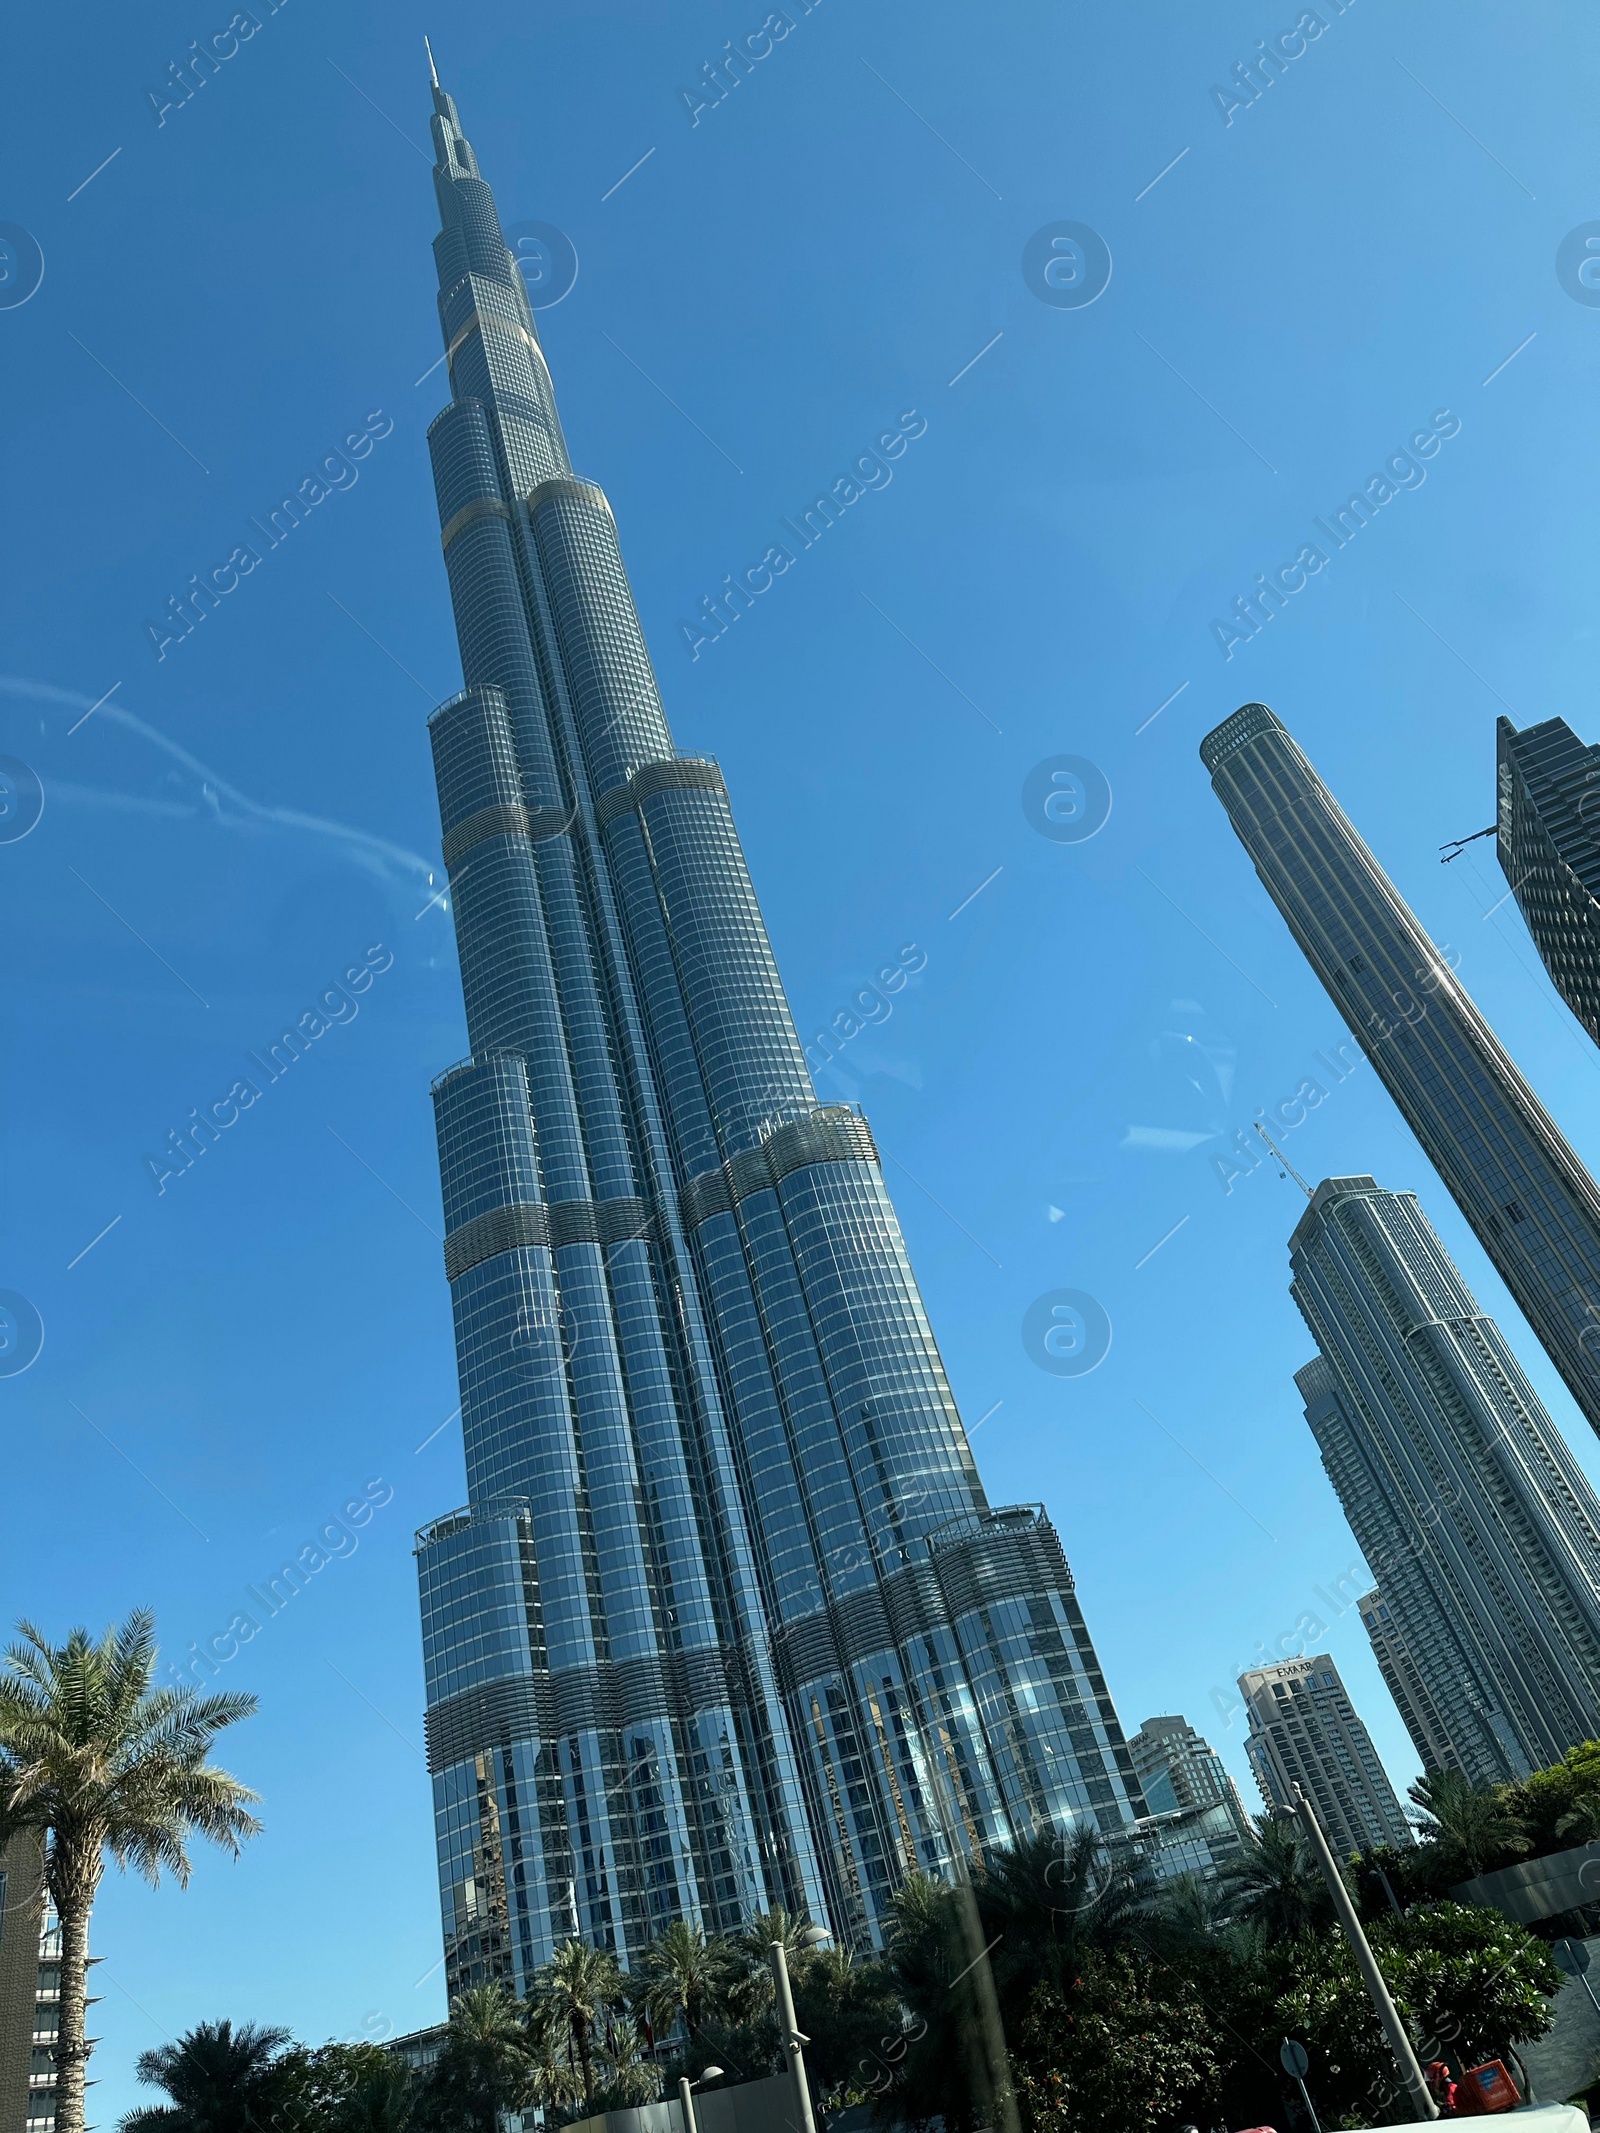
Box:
413;70;1144;1990
1497;715;1600;1049
1202;703;1600;1441
1124;1715;1252;1881
1291;1175;1600;1784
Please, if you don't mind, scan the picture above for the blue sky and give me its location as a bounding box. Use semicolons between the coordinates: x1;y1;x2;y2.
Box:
4;0;1600;2101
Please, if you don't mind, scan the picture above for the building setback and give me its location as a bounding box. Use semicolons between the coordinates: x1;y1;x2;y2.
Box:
1201;702;1600;1442
1497;716;1600;1049
1239;1655;1412;1856
410;64;1145;1987
1290;1175;1600;1783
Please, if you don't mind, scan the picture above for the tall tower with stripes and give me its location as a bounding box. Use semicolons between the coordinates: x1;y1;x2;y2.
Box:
411;66;1143;1990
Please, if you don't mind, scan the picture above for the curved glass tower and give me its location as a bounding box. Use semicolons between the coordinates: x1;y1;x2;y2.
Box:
413;67;1143;1991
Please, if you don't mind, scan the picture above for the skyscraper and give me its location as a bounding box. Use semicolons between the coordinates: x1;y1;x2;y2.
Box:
1291;1175;1600;1782
411;65;1144;1988
0;1834;57;2133
1496;715;1600;1048
1201;703;1600;1440
1358;1589;1462;1778
1238;1655;1412;1855
1125;1715;1253;1877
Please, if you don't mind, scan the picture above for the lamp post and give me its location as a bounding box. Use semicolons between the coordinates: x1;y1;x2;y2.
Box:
770;1923;829;2133
1291;1787;1437;2122
678;2066;724;2133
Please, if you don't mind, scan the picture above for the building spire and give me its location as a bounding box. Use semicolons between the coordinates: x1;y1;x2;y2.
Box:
425;34;439;88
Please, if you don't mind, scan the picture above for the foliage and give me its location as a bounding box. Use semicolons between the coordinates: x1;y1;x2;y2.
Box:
1407;1771;1528;1881
1389;1901;1559;2069
630;1920;733;2050
412;1985;532;2133
1249;1899;1559;2129
1510;1739;1600;1856
0;1611;261;2133
119;2021;293;2133
581;2018;662;2113
100;1806;1578;2133
972;1826;1155;2019
875;1872;992;2133
1013;1953;1226;2133
791;1946;903;2110
275;2043;411;2133
535;1939;628;2113
1218;1812;1335;1938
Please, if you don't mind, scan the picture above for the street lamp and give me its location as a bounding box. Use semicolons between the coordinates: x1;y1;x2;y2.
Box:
678;2066;724;2133
1290;1788;1437;2123
770;1924;830;2133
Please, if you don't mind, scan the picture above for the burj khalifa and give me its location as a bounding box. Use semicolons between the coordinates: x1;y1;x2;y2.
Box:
411;60;1142;1989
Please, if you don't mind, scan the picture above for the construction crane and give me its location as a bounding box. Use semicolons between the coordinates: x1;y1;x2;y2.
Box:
1439;823;1496;864
1255;1119;1313;1199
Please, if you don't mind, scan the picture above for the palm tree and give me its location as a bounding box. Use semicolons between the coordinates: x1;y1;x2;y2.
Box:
973;1825;1151;2002
1219;1812;1332;1937
523;1997;583;2121
328;2052;414;2133
633;1919;731;2050
734;1904;817;1970
1555;1788;1600;1844
591;2016;662;2108
1410;1769;1526;1877
882;1874;999;2133
1155;1868;1230;1940
0;1612;261;2133
119;2020;291;2133
537;1939;626;2111
421;1983;532;2133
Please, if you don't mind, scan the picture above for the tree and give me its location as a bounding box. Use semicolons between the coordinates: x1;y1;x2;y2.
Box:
416;1984;533;2133
632;1920;732;2052
283;2045;413;2133
879;1872;1001;2133
1260;1900;1559;2127
1219;1813;1333;1938
1509;1739;1600;1856
536;1939;627;2112
791;1946;902;2110
1554;1789;1600;1844
972;1826;1153;2016
585;2017;662;2112
119;2021;291;2133
1395;1901;1559;2075
0;1612;261;2133
1408;1771;1527;1880
1155;1870;1230;1941
521;1998;582;2124
1013;1952;1225;2133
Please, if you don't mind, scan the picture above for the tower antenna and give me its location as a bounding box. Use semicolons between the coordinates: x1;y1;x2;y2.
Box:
425;34;439;87
1255;1119;1313;1199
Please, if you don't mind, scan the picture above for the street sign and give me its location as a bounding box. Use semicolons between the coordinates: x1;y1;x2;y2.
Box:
1281;2039;1311;2079
1553;1938;1592;1978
